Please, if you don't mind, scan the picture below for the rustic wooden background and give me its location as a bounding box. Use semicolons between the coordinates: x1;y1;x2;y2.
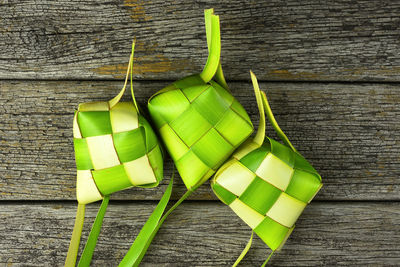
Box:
1;1;399;266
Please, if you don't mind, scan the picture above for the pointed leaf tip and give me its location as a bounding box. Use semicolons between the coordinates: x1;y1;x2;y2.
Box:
205;8;214;14
250;71;266;145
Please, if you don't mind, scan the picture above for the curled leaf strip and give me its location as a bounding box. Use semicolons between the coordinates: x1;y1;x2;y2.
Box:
200;11;221;83
204;8;229;90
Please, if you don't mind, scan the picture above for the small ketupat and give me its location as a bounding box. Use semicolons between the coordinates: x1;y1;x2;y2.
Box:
66;41;164;267
73;99;162;203
212;71;322;265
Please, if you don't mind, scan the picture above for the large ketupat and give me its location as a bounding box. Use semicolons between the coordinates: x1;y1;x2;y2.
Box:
65;41;164;267
212;72;322;265
148;9;253;190
147;72;253;189
119;9;253;266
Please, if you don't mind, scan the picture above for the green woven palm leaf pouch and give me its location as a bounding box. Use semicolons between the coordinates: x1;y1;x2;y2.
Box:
212;72;322;265
65;42;165;267
119;9;253;266
148;76;252;189
148;10;253;190
73;97;162;203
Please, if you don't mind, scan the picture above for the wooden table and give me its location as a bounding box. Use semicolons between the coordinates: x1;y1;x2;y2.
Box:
1;1;399;266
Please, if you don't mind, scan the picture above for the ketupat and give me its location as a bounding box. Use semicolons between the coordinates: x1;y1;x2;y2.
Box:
212;71;323;265
120;9;254;266
65;41;165;267
148;9;253;190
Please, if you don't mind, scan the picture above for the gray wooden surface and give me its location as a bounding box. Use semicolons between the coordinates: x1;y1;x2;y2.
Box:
1;202;399;266
0;0;399;266
1;81;399;201
1;0;400;81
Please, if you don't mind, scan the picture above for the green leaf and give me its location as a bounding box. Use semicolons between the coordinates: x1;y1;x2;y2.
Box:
200;11;221;82
65;204;85;267
78;196;110;267
119;176;174;267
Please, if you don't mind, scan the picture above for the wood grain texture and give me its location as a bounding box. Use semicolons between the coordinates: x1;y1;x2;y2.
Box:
1;80;399;201
1;1;398;265
1;0;400;81
0;202;399;266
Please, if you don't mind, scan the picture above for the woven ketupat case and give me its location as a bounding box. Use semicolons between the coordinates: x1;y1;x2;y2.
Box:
213;137;322;250
148;75;253;190
212;72;322;255
73;101;163;204
147;9;253;191
65;41;166;267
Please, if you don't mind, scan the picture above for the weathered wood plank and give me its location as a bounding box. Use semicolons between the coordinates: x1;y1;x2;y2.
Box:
1;80;399;201
1;1;400;81
0;202;398;266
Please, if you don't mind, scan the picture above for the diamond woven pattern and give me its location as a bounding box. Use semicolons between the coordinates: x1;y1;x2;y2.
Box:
73;101;163;204
212;137;322;251
148;75;253;190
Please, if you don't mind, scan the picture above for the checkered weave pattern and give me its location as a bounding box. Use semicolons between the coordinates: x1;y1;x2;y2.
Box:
148;74;253;190
73;101;163;204
212;135;322;251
